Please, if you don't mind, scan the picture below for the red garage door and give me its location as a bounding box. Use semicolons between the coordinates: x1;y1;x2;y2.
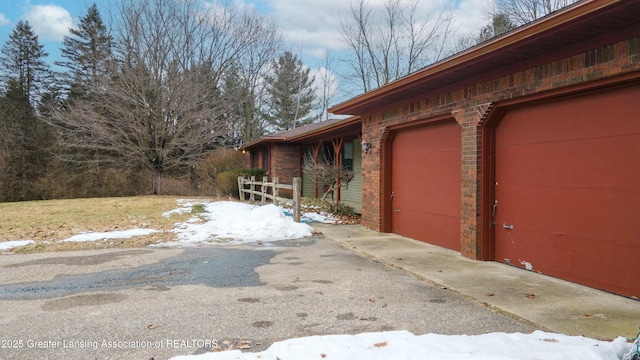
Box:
494;85;640;298
390;120;461;251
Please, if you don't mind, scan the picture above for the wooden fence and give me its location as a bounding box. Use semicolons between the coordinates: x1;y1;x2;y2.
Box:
238;176;301;222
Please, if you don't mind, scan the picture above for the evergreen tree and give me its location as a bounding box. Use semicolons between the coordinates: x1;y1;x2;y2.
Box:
0;21;53;201
0;81;51;201
0;21;51;107
263;51;317;132
477;13;517;42
56;3;113;101
222;65;265;146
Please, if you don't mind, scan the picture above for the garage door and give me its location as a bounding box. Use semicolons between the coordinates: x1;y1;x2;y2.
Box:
494;85;640;298
390;120;461;250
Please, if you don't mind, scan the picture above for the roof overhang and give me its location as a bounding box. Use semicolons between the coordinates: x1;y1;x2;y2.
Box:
329;0;640;115
240;116;361;152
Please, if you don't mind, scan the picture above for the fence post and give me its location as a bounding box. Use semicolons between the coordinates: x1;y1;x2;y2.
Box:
273;177;279;206
250;176;256;203
293;177;301;223
237;176;244;200
261;177;268;204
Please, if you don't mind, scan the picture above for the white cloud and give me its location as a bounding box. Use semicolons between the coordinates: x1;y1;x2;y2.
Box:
23;5;74;41
0;13;10;26
454;0;496;36
243;0;495;63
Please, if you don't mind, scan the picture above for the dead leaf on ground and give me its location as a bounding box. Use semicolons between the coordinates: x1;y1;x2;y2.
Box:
486;293;495;297
543;338;558;342
147;324;159;329
524;293;536;298
374;342;387;348
321;354;327;358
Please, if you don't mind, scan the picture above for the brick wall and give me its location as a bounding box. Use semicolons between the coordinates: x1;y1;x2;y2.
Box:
270;144;301;185
359;36;640;259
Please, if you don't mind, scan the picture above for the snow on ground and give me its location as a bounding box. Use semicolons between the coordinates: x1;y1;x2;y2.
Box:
170;330;633;360
160;201;313;247
0;240;35;251
61;228;159;242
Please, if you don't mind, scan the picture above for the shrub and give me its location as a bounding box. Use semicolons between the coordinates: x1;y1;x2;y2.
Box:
216;168;265;198
193;148;249;195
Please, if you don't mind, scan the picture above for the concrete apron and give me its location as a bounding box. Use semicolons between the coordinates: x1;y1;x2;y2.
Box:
313;224;640;340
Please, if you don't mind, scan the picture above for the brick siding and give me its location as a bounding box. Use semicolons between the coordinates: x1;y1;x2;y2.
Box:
270;144;301;185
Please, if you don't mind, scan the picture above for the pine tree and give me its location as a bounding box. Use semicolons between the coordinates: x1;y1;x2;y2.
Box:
0;21;53;201
0;81;50;201
477;13;517;42
0;21;51;107
263;51;317;132
56;3;113;101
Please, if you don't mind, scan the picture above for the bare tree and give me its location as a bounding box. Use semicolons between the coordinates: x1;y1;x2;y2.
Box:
314;51;339;121
224;16;282;147
302;149;354;204
495;0;579;26
340;0;454;93
48;0;281;195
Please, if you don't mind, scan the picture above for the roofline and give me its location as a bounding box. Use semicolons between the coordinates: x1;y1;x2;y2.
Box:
286;116;361;142
329;0;620;114
240;116;361;151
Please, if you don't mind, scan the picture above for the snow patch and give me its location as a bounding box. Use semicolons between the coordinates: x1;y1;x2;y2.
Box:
169;330;632;360
158;201;313;247
62;228;159;242
0;240;35;251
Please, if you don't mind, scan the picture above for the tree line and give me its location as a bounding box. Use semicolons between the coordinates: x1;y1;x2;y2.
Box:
0;0;577;202
0;0;318;200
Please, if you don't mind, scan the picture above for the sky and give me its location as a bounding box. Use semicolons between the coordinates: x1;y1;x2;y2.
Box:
1;199;635;359
0;0;492;102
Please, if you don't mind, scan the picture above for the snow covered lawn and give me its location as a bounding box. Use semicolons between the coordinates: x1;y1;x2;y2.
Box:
159;200;314;246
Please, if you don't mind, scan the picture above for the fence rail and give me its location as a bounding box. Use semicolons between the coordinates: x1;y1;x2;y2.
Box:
238;176;301;222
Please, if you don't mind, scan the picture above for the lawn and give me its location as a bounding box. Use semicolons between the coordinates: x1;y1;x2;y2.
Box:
0;196;210;253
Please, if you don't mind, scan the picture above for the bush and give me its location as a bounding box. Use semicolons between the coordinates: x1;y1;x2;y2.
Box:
193;148;249;195
301;197;355;216
216;168;265;198
329;202;356;216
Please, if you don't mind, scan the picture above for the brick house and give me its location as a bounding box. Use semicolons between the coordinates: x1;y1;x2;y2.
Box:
241;116;363;212
329;0;640;298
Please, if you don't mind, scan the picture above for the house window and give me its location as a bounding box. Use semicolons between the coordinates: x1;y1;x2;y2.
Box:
263;148;269;171
342;141;353;171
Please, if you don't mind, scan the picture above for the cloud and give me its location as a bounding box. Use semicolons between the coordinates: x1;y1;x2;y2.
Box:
454;0;496;35
0;13;9;26
23;5;74;41
245;0;494;62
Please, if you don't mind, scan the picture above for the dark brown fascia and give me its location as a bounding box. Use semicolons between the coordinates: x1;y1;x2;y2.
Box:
286;116;361;143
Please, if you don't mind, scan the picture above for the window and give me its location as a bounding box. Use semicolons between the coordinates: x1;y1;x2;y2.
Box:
262;148;269;171
342;141;354;171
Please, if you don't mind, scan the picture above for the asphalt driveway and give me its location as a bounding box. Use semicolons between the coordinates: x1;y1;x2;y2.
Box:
0;236;535;359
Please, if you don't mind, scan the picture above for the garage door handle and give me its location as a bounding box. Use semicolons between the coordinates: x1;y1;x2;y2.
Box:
390;191;394;201
394;209;400;213
502;224;514;230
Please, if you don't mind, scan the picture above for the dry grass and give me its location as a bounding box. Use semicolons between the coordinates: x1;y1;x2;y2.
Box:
0;196;215;254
